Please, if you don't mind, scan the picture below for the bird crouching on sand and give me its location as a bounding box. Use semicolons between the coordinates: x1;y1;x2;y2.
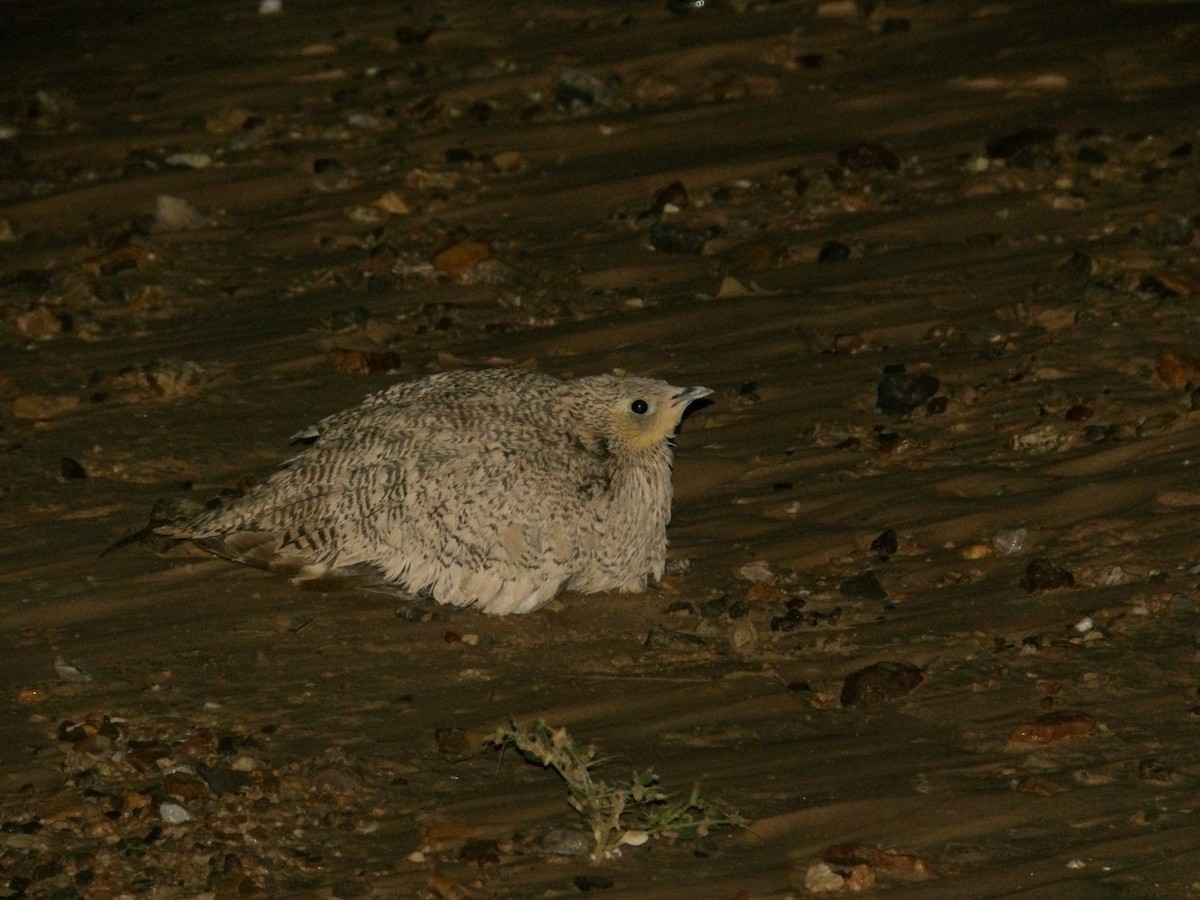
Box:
151;368;712;615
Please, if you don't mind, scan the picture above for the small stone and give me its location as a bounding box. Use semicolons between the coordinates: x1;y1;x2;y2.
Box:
986;127;1059;168
421;820;480;851
644;624;707;650
331;348;402;374
555;69;613;111
744;580;787;604
12;393;81;420
992;527;1028;556
1155;349;1200;389
876;365;940;417
1011;423;1067;454
154;194;207;231
14;305;67;338
536;827;591;857
803;862;846;892
869;528;898;557
832;333;864;354
59;457;87;480
431;239;492;275
1009;710;1096;745
162;771;210;803
652;180;689;211
434;728;476;758
164;152;212;170
727;240;780;271
824;843;932;880
371;190;410;214
817;240;851;262
573;874;615;892
491;150;524;174
1019;558;1074;593
840;661;923;708
727;620;757;653
311;765;363;793
157;801;192;825
649;221;716;255
839;571;888;601
1014;775;1068;796
837;141;901;173
738;560;777;583
1140;216;1194;248
54;656;93;684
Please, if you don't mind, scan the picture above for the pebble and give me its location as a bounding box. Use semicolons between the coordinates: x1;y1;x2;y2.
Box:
54;656;93;684
837;141;901;173
1009;710;1096;745
14;305;68;338
1011;423;1068;454
164;152;212;170
824;843;932;880
875;365;940;417
555;69;613;111
162;771;209;802
12;393;81;420
803;862;846;892
727;620;757;653
870;528;898;557
644;624;706;650
986;127;1059;168
60;457;87;480
536;827;591;857
154;194;207;231
840;661;923;708
649;221;716;255
157;801;192;825
817;240;851;262
430;239;492;274
838;571;888;601
1155;349;1200;389
832;332;864;354
1019;558;1075;593
738;560;777;583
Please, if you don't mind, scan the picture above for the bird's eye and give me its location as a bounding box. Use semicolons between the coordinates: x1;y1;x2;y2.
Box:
630;399;649;415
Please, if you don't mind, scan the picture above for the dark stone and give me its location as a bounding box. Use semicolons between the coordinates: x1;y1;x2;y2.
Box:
876;365;940;417
574;874;616;891
839;571;888;601
59;457;87;479
840;661;924;708
870;528;898;557
837;141;901;173
818;240;851;262
1019;558;1075;593
986;127;1059;168
649;221;718;255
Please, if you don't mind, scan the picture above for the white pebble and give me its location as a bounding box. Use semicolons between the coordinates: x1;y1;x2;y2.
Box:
158;801;192;825
1074;616;1094;633
992;527;1028;556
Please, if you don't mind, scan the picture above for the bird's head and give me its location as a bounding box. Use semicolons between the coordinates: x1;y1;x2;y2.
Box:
573;375;712;455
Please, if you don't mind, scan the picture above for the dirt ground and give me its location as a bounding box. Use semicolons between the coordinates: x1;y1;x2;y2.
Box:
3;0;1200;896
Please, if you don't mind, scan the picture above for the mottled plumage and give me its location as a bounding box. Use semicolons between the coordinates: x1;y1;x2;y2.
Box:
158;368;711;615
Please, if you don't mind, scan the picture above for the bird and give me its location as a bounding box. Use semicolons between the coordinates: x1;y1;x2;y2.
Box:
154;368;712;615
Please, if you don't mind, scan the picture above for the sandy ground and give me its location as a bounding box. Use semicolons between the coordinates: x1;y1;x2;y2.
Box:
3;0;1200;896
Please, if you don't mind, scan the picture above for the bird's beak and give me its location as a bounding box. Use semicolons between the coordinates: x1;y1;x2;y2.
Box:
671;385;713;408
